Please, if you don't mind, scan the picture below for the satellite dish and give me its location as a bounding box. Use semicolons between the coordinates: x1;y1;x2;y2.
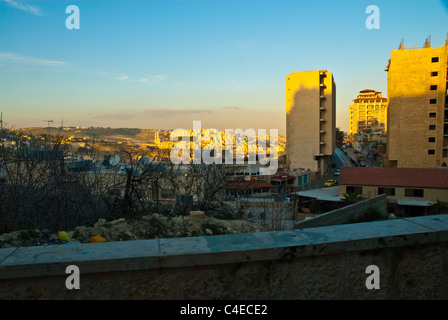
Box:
139;156;151;166
109;155;120;166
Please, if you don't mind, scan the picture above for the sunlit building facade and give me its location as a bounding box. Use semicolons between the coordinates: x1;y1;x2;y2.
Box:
386;38;448;168
286;70;336;176
349;89;388;141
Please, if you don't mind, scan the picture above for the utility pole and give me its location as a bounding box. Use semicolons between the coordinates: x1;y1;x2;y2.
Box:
43;120;54;141
43;120;54;127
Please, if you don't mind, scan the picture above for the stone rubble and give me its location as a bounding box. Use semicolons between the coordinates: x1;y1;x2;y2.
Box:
0;213;271;248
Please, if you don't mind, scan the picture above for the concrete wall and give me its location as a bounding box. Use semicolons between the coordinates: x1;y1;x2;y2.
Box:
1;213;448;300
294;194;388;229
339;185;448;202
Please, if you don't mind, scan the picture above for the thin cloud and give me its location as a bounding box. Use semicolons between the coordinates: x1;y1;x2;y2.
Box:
0;52;67;66
150;74;167;81
2;0;42;16
93;113;136;121
222;106;243;111
115;74;168;84
147;74;168;84
138;74;168;84
143;108;214;118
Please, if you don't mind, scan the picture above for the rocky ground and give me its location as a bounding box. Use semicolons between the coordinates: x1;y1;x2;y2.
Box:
0;212;271;248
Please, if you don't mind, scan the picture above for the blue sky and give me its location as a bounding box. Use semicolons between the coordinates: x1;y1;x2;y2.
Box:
0;0;447;135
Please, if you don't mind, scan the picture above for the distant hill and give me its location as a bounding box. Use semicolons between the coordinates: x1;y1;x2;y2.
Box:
19;127;165;144
18;127;286;151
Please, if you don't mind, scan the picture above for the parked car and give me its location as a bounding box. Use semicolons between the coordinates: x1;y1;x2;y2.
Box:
333;169;340;176
324;179;337;187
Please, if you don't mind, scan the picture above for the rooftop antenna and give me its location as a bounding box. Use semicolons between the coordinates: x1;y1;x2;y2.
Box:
0;112;3;129
424;34;431;48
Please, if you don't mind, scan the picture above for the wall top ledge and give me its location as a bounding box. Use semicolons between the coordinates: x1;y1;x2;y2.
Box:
1;214;448;280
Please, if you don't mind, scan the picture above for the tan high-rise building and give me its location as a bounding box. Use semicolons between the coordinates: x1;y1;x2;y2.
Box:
286;70;336;175
349;89;388;140
386;37;448;168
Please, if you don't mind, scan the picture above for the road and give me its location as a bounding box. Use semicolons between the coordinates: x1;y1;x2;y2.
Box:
345;143;380;167
332;147;353;169
300;147;359;189
306;146;379;189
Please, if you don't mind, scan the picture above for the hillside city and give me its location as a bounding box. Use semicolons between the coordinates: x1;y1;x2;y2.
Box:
1;0;448;303
0;36;447;249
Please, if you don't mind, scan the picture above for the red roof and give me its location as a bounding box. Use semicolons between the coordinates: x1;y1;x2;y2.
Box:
227;181;273;190
359;89;379;93
339;167;448;189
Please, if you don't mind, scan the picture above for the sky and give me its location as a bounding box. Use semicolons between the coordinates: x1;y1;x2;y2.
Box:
0;0;447;135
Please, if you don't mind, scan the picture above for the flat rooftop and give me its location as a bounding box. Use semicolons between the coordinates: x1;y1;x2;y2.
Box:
294;186;342;202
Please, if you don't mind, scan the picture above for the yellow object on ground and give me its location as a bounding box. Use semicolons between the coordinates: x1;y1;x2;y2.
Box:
90;235;107;243
58;231;73;242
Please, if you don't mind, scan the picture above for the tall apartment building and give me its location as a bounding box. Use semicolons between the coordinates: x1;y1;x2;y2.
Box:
349;89;388;140
386;37;448;168
286;70;336;176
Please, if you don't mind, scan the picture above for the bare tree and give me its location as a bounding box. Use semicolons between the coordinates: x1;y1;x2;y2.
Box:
182;163;234;218
0;126;99;233
0;126;171;233
116;147;168;215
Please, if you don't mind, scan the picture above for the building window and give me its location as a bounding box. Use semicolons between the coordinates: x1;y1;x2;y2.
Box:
430;99;437;104
428;149;435;155
431;71;438;76
431;57;439;63
405;189;424;198
429;112;437;118
428;137;436;142
346;186;363;195
378;187;395;196
430;85;437;90
429;125;436;130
